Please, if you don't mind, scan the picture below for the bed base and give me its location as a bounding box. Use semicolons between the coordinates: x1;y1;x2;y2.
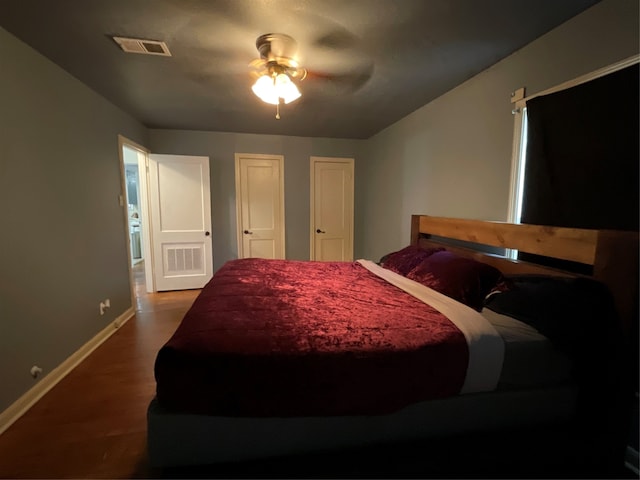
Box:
147;385;576;468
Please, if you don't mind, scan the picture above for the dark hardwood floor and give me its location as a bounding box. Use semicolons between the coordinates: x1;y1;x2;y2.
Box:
0;262;635;479
0;262;200;479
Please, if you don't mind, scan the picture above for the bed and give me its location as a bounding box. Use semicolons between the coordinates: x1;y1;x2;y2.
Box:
147;215;638;469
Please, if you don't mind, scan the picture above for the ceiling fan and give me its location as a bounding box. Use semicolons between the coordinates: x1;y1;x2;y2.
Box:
248;31;374;119
249;33;308;119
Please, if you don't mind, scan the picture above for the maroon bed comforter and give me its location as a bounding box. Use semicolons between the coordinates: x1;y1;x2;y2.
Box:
154;258;468;417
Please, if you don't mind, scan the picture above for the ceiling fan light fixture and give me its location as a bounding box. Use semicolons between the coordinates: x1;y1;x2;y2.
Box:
252;71;302;106
252;74;279;105
276;73;301;104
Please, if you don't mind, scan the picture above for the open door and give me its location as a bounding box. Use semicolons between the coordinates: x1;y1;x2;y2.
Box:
148;154;213;291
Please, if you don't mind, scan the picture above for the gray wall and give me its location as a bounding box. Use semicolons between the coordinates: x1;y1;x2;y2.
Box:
148;130;364;271
358;0;639;261
0;27;148;412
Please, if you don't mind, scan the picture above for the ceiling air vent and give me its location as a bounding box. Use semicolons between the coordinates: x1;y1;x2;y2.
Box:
113;36;171;56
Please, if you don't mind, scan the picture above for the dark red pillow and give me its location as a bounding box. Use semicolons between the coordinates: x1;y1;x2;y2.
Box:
406;250;505;311
380;245;445;276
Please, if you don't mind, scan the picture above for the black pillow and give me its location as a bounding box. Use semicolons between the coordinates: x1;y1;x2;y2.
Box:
486;275;626;442
484;275;618;355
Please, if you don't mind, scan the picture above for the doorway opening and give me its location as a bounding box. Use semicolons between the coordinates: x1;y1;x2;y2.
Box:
124;159;143;267
118;136;154;306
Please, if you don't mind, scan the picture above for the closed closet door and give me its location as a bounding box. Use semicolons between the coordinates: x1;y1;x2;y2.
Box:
310;157;354;261
235;153;285;259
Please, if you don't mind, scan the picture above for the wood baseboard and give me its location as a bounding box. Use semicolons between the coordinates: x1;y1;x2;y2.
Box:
0;307;135;436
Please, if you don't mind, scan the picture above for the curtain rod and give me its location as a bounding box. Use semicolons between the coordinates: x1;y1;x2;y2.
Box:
519;54;639;105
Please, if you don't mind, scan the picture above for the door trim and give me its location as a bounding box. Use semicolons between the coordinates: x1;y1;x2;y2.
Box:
309;156;355;261
118;135;154;301
234;153;286;259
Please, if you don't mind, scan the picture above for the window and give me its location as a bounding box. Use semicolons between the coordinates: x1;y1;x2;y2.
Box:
513;108;528;226
507;56;639;261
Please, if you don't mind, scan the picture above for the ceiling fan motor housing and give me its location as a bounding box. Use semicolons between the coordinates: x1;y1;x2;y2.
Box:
256;33;301;70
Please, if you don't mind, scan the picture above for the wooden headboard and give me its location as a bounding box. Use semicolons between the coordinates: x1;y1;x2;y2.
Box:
410;215;639;335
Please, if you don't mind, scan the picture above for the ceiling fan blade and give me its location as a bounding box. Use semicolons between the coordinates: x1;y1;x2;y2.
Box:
294;21;374;96
305;62;374;95
290;67;307;81
249;58;267;69
312;27;359;51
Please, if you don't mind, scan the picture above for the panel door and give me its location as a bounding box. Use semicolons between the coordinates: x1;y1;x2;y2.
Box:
148;154;213;291
310;157;354;261
235;154;285;259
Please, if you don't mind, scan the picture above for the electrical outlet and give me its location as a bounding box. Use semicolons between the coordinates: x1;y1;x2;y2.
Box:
100;298;111;315
99;299;111;315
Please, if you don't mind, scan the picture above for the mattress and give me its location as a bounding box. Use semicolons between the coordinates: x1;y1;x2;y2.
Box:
154;258;508;417
482;308;574;389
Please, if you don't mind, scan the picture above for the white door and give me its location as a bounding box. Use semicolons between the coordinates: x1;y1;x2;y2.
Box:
310;157;354;261
235;153;285;259
148;154;213;291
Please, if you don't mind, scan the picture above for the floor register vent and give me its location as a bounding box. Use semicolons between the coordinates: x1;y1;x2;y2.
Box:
113;36;171;56
167;246;202;273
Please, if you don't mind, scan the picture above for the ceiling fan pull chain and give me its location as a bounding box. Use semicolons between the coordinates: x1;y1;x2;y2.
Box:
276;101;281;120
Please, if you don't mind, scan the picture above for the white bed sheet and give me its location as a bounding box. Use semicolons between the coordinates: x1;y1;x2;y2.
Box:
358;259;573;390
357;259;505;394
482;308;574;388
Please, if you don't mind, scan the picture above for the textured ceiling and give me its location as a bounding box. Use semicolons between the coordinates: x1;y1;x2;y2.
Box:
0;0;601;139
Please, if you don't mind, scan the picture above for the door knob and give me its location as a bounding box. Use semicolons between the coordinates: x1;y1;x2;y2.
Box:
205;231;210;236
316;229;326;234
244;230;253;234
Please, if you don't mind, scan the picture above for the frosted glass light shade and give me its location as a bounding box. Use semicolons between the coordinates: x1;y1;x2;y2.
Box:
252;75;279;105
252;73;301;105
275;74;301;104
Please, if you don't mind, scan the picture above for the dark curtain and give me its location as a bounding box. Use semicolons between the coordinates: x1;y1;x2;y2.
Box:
521;63;639;232
519;64;639;472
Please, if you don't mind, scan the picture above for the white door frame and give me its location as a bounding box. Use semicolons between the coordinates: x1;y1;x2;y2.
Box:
118;135;155;300
309;156;355;261
234;153;286;259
